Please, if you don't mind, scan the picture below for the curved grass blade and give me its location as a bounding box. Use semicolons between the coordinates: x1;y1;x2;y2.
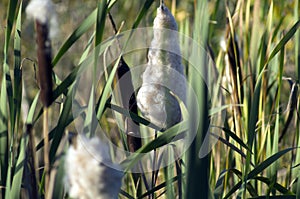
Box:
268;20;300;63
52;1;117;67
214;169;227;199
247;148;297;180
51;9;97;67
224;148;297;198
210;132;251;165
48;86;74;164
122;119;189;171
138;175;181;199
120;189;135;199
36;35;117;149
26;92;39;125
32;35;116;128
213;126;252;153
106;103;161;131
131;0;155;30
253;176;293;195
96;56;121;119
224;180;243;199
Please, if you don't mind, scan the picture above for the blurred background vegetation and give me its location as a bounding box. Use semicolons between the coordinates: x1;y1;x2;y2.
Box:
0;0;300;198
0;0;297;98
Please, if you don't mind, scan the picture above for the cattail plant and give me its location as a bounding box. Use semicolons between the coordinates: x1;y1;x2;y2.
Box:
26;0;57;107
136;1;186;130
26;0;57;195
64;135;123;199
108;13;141;153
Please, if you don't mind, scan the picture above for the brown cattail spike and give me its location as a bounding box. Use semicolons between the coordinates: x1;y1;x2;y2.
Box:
117;57;141;152
109;12;142;152
36;20;53;107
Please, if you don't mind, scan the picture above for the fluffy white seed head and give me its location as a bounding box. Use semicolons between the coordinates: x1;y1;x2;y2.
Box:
26;0;58;38
64;135;123;199
137;4;186;130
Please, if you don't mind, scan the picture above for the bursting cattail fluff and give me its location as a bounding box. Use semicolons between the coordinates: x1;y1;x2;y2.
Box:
65;135;123;199
137;3;186;130
26;0;58;107
26;0;58;39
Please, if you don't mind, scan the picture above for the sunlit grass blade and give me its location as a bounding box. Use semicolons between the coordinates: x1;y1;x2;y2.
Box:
267;20;300;63
295;1;300;82
26;92;39;125
131;0;155;30
51;148;66;199
10;132;28;199
185;0;210;198
96;56;121;119
210;132;250;163
216;126;252;152
31;36;116;129
9;4;24;198
12;1;22;134
243;31;268;198
247;148;297;180
48;86;73;164
164;150;175;199
95;0;108;47
1;0;19;196
83;0;108;137
0;79;9;197
51;9;97;67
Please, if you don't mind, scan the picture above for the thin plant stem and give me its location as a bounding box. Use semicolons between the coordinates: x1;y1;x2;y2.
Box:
151;130;158;199
160;0;164;6
26;124;39;199
43;108;50;198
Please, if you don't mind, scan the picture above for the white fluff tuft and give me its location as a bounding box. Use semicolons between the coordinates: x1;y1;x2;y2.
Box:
137;4;186;129
26;0;58;38
64;135;123;199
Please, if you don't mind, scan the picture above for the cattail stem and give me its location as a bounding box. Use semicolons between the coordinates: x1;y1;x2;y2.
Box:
43;108;50;198
151;131;158;199
108;13;142;196
35;19;52;198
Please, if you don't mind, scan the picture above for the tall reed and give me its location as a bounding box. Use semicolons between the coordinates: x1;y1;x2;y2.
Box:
1;0;299;198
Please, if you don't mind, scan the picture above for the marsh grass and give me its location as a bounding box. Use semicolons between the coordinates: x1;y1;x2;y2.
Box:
0;0;300;198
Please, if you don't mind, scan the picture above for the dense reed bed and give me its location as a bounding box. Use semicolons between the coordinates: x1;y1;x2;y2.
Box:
0;0;299;198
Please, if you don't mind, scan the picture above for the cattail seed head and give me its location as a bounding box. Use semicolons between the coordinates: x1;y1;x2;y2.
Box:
26;0;58;39
137;4;186;130
65;135;123;199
